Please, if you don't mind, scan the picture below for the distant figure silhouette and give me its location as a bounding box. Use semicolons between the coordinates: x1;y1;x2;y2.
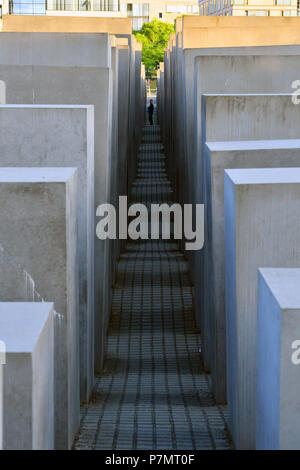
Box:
147;100;154;126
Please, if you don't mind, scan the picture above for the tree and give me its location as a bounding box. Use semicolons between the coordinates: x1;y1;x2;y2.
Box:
133;19;175;70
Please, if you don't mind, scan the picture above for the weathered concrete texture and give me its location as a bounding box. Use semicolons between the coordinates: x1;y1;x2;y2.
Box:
0;32;113;372
2;15;132;34
157;71;161;123
134;46;143;153
180;25;300;49
162;45;300;300
176;16;300;32
256;268;300;450
109;39;119;305
202;94;300;144
126;37;143;191
0;167;79;449
201;140;300;404
190;56;300;310
168;40;300;210
117;40;130;257
157;63;165;131
197;93;300;363
181;58;300;232
116;41;130;256
193;52;300;203
224;168;300;450
109;34;143;219
0;104;95;404
140;64;147;125
117;42;130;199
0;32;112;67
0;302;54;450
198;93;300;381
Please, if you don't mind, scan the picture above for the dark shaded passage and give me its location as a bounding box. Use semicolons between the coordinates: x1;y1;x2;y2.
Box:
74;117;232;450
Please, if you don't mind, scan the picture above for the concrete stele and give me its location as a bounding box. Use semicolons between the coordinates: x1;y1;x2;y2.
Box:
0;104;95;404
0;167;79;450
196;93;300;375
0;31;113;371
224;168;300;449
256;268;300;450
2;15;132;34
0;302;54;450
201;139;300;403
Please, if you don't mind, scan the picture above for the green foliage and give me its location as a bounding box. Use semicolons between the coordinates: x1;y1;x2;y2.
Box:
133;19;175;70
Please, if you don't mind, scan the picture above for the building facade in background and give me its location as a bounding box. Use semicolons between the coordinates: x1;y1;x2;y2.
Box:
0;0;199;29
123;0;199;29
198;0;298;16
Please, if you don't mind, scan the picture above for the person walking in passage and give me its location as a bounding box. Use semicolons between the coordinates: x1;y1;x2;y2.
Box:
147;99;154;126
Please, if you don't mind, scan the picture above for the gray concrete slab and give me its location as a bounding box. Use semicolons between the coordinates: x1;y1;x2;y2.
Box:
197;92;300;377
117;45;130;255
201;139;300;403
224;168;300;449
0;302;54;450
0;104;95;403
169;51;300;307
193;52;300;201
0;32;113;372
257;268;300;450
0;32;111;67
0;167;79;449
169;46;300;201
109;42;119;327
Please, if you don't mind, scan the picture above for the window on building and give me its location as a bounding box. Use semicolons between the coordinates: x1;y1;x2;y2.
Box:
276;0;291;5
76;0;90;10
166;4;198;15
9;0;46;14
143;3;149;15
93;0;119;11
47;0;120;10
47;0;72;10
246;10;270;16
128;3;149;16
132;4;142;15
282;9;291;14
129;3;149;31
132;16;149;30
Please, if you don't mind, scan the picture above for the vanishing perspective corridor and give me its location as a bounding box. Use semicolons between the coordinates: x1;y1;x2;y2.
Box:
74;113;232;450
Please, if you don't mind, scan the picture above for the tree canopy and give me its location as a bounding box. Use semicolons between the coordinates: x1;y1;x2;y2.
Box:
133;19;175;70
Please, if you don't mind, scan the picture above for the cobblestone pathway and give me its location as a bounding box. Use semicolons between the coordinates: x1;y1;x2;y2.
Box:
74;119;232;450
